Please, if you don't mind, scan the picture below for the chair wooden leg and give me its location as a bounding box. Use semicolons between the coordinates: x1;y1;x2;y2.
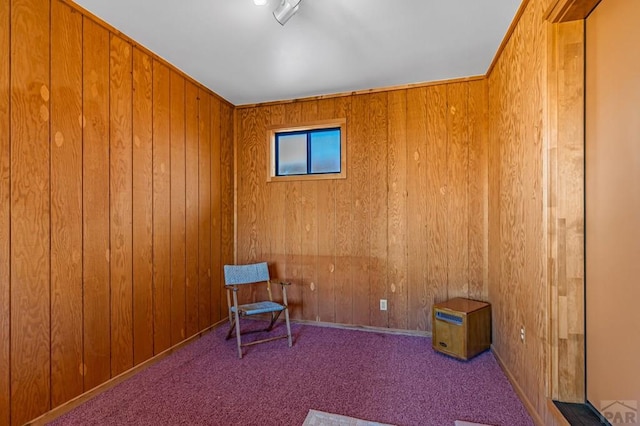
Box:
226;317;236;340
284;307;292;347
234;310;243;359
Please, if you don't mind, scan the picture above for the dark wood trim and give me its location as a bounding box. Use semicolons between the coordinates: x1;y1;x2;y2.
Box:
545;0;601;23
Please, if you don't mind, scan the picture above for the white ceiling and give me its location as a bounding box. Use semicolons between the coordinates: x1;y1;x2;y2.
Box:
72;0;522;106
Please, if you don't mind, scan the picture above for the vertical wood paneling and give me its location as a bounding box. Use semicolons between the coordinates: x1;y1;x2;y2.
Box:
486;0;586;422
131;47;153;366
300;101;318;321
406;88;428;331
386;90;408;329
237;108;256;266
4;2;234;421
236;85;489;335
349;95;370;326
50;0;83;407
210;97;222;323
552;20;584;403
109;34;133;377
170;71;186;344
468;80;488;300
250;106;269;304
333;97;353;325
368;93;388;328
267;104;287;292
446;82;469;299
10;0;51;422
184;82;199;337
283;103;303;318
198;91;211;330
425;85;449;330
220;103;234;319
152;61;171;353
0;0;9;421
82;17;111;392
316;99;337;323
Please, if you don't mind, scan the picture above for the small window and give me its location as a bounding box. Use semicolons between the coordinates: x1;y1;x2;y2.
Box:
268;119;346;182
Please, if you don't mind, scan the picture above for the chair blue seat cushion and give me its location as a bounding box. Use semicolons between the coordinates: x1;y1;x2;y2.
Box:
232;301;285;316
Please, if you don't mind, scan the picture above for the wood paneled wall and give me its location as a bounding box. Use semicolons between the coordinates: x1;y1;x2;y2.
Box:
235;80;488;331
488;0;585;423
0;0;234;424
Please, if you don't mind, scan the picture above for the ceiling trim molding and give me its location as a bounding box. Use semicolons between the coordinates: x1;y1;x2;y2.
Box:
485;0;531;77
235;74;485;109
544;0;601;23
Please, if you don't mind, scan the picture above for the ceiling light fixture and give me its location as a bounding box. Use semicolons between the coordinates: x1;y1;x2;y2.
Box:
253;0;267;6
273;0;302;25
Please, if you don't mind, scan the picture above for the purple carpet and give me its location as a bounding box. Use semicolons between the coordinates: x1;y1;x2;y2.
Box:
49;322;533;426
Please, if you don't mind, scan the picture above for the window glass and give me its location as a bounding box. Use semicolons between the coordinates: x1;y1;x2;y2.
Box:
277;133;307;175
310;129;341;174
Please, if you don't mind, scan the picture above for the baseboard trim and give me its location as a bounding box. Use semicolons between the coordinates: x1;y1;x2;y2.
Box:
491;346;547;426
26;319;226;426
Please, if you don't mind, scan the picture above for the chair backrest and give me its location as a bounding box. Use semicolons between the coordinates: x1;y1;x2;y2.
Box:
224;262;270;286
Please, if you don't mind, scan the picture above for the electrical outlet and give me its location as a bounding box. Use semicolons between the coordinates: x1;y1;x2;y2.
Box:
380;299;387;311
520;326;525;342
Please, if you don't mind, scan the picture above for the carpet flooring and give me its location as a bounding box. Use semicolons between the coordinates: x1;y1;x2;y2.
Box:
49;322;534;426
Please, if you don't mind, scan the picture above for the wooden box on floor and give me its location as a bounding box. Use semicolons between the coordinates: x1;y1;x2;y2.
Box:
432;298;491;360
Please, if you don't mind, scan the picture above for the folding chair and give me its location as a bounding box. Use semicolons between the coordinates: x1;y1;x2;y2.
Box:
224;262;293;358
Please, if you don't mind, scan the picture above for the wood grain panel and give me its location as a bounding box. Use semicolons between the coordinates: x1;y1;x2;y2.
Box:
235;106;252;306
315;99;337;323
109;34;134;377
249;106;269;304
349;95;370;326
132;47;154;366
82;16;111;393
1;1;235;421
386;90;408;329
300;101;318;321
486;0;586;422
236;108;256;266
446;82;469;299
210;97;222;323
267;104;286;289
333;97;353;325
236;86;490;335
152;60;171;353
523;6;546;406
406;88;428;331
170;71;186;344
220;102;234;319
184;82;199;337
198;91;212;330
283;103;303;319
368;93;388;328
235;107;249;266
10;0;51;422
553;19;585;403
0;0;9;421
425;85;450;330
468;80;488;301
50;0;83;407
